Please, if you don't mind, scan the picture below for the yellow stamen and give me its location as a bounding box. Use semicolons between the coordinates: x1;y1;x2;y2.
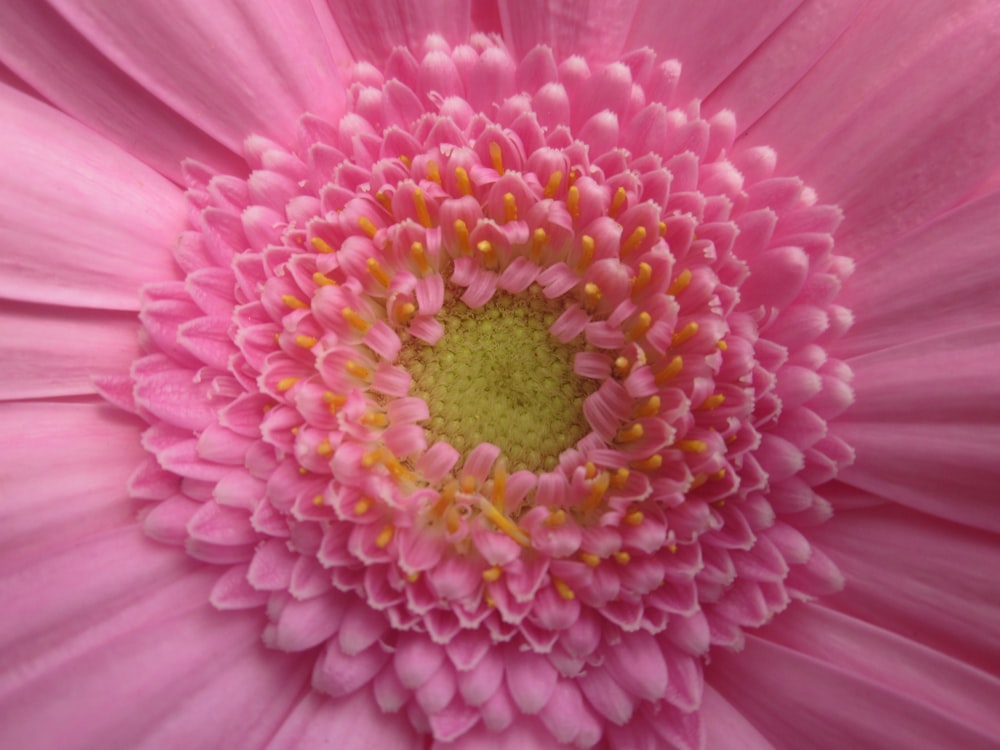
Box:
454;219;471;254
712;468;727;481
613;356;632;379
310;237;336;254
717;339;728;351
312;494;325;507
632;454;663;472
675;439;708;453
625;510;644;525
544;170;563;199
610;186;627;218
621;225;646;257
610;467;630;489
375;525;395;548
545;509;567;527
342;307;370;333
658;220;667;236
489;141;504;175
410;241;430;274
323;391;346;412
312;271;336;287
426;160;442;185
503;192;518;222
476;498;530;546
553;577;576;600
671;321;699;347
359;216;378;238
616;423;644;443
316;439;333;457
395;301;417;326
583;471;611;513
291;426;299;435
282;294;308;310
614;550;631;564
375;191;392;212
366;257;391;287
406;571;420;583
362;450;380;469
276;377;299;392
668;269;692;296
578;235;595;270
295;334;317;349
354;498;371;515
583;281;602;310
584;462;598;480
361;412;388;428
530;227;547;261
399;154;412;167
445;505;462;533
298;466;309;475
460;475;477;494
580;552;602;567
455;166;473;196
477;239;497;269
484;593;496;607
482;566;502;583
345;360;370;380
412;188;432;227
631;262;652;297
654;355;683;384
635;395;661;418
567;185;580;218
699;394;726;411
626;311;652;342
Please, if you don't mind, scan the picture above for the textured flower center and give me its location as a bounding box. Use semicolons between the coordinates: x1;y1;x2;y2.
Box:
123;36;856;749
402;288;592;472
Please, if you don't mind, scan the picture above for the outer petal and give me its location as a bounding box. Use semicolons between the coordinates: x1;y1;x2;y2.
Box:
0;85;185;309
500;0;641;65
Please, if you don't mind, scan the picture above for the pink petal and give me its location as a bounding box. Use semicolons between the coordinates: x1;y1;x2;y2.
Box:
0;86;185;309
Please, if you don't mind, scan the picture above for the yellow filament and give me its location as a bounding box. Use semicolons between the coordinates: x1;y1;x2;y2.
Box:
295;335;317;349
426;160;442;185
455;166;473;196
367;257;391;287
712;468;727;481
610;186;627;218
544;170;563;199
625;510;644;525
699;394;726;411
631;262;652;297
477;498;530;546
375;525;395;548
626;311;652;342
460;475;477;494
399;154;412;167
276;377;299;392
406;571;420;583
489;141;504;175
410;241;430;274
503;192;518;222
342;307;370;333
482;566;502;583
324;391;346;411
553;577;576;600
675;439;708;453
658;220;667;236
282;294;307;310
354;498;371;515
345;360;370;380
313;494;325;506
310;237;336;254
584;462;598;480
361;412;388;428
375;191;392;212
617;423;644;443
621;225;646;257
316;439;333;457
413;188;432;227
717;339;728;351
668;269;692;296
454;219;471;254
359;216;378;238
567;185;580;218
632;454;663;472
635;395;661;418
312;271;336;287
654;355;683;384
671;321;699;347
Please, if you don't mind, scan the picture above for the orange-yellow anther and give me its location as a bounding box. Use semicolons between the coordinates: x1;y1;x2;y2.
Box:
312;271;336;287
553;577;576;600
621;225;646;257
613;356;632;378
362;412;388;428
671;321;699;347
631;262;653;297
546;509;567;527
627;311;652;342
489;141;504;175
699;394;726;411
583;282;602;310
455;166;473;196
375;525;395;548
583;471;611;513
367;257;391;287
342;307;370;333
580;552;602;567
290;426;299;435
316;438;333;457
345;360;370;380
460;474;477;494
396;301;417;326
312;494;325;507
584;462;598;480
454;219;471;254
668;269;692;296
477;239;497;268
295;334;318;349
632;454;663;472
492;460;507;511
635;395;661;418
276;377;299;392
310;237;336;254
567;185;581;218
544;170;563;199
578;235;595;269
359;216;378;238
406;571;420;583
282;294;308;310
717;339;729;351
410;241;430;274
353;498;371;515
503;192;518;222
412;188;432;227
375;191;393;212
712;468;727;481
675;439;708;453
298;466;309;475
476;498;530;546
399;154;412;167
610;186;627;218
362;450;380;469
617;423;644;443
625;510;644;525
614;550;631;564
482;566;502;583
611;467;630;489
531;227;548;261
324;391;346;412
655;355;683;384
658;220;667;236
426;160;442;185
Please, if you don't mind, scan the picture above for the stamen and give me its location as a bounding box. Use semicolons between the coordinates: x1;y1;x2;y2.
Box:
635;395;661;418
395;301;417;326
610;467;630;489
492;459;507;512
632;454;663;471
717;339;728;351
584;462;598;480
399;154;412;167
668;269;692;296
354;498;371;515
489;141;505;175
578;235;595;270
316;439;333;456
313;494;325;507
658;220;667;236
476;498;530;546
545;509;567;527
276;377;299;392
712;468;727;481
567;185;581;218
295;334;317;349
409;241;431;275
671;322;699;347
375;191;393;212
460;474;477;494
310;237;336;254
583;282;602;310
699;394;726;410
503;192;518;222
482;566;502;583
552;576;576;600
345;360;371;380
454;219;471;254
613;356;632;378
654;355;683;384
625;510;644;525
621;225;646;257
359;216;378;238
610;186;627;218
531;227;548;261
342;307;370;333
626;312;652;342
544;170;563;199
375;525;395;548
323;391;346;412
614;550;631;564
455;166;473;196
412;188;432;228
631;262;653;297
675;439;708;453
583;471;611;513
361;412;388;428
312;271;336;286
477;239;497;269
689;473;708;490
616;423;644;443
282;294;308;310
367;257;391;287
580;552;602;567
426;160;442;185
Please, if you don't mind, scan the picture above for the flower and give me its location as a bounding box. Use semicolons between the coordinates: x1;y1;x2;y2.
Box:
1;2;999;749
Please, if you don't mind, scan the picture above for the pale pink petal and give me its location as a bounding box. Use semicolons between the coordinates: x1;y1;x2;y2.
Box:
701;686;776;750
0;302;140;399
0;2;243;180
0;86;185;309
499;0;641;66
45;0;350;155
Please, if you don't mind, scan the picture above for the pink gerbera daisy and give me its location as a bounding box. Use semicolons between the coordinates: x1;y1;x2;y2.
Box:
2;2;999;749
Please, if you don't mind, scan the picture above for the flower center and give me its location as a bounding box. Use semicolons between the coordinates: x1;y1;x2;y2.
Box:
403;286;593;472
